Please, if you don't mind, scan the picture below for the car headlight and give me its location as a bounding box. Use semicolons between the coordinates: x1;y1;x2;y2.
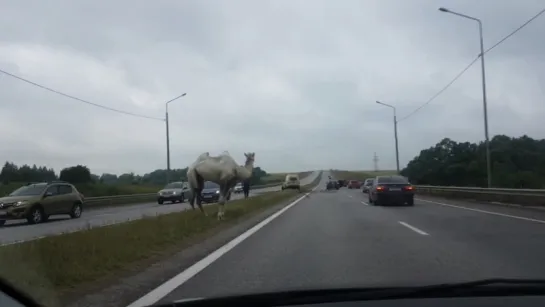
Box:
215;190;220;194
15;201;28;207
172;191;177;195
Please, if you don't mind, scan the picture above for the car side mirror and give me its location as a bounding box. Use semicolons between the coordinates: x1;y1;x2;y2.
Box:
43;191;53;198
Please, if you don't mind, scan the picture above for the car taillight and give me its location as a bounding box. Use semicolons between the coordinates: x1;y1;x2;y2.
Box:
376;186;386;191
403;186;414;191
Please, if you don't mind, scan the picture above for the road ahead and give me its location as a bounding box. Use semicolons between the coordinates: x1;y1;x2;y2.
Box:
0;171;321;246
158;171;545;302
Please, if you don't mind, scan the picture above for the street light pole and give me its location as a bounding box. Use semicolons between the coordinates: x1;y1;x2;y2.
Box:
439;7;492;188
165;93;187;184
376;101;400;174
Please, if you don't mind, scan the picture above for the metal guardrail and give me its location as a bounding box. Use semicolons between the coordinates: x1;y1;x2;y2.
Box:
413;185;545;206
415;185;545;197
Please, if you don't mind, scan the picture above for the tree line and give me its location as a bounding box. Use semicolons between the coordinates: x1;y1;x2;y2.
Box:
0;162;271;186
401;135;545;189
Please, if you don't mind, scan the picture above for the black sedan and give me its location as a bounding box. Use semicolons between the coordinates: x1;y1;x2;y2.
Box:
368;175;414;206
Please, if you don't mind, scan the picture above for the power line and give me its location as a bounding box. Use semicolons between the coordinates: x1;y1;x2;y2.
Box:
397;7;545;123
0;68;165;121
485;7;545;54
397;57;479;122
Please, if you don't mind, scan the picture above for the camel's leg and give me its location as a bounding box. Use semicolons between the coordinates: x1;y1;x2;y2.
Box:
217;184;230;220
195;190;207;216
194;174;207;216
188;190;196;210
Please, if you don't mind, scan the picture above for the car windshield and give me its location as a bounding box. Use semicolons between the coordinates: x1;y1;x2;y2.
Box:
164;182;183;189
377;176;409;184
2;2;542;307
204;181;219;189
8;184;47;196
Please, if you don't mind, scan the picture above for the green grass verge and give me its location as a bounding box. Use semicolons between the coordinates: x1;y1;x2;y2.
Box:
0;172;322;306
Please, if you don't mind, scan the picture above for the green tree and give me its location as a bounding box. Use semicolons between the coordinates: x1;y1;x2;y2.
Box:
59;165;92;184
401;135;545;188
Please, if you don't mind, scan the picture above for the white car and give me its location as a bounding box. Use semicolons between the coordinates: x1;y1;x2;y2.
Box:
233;182;243;194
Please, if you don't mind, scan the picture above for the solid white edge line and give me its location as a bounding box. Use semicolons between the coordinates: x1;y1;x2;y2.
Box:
361;201;369;206
416;198;545;225
126;184;320;307
398;221;429;236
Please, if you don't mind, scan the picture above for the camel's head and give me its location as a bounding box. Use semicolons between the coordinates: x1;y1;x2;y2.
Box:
244;152;255;165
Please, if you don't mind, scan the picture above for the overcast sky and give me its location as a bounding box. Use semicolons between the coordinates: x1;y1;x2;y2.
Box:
1;0;544;176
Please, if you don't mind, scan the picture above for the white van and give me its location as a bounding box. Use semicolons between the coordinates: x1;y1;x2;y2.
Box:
281;174;301;191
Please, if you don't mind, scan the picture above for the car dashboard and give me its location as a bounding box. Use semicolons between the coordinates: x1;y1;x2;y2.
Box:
294;296;545;307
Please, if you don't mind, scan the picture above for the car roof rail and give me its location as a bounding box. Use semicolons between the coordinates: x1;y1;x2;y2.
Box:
25;182;43;186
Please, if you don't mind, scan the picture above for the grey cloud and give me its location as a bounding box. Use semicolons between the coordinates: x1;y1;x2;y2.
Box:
1;0;544;175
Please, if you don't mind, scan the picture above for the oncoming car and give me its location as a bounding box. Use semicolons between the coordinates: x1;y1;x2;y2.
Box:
201;181;232;203
233;182;243;194
157;181;188;204
0;181;84;225
368;175;415;206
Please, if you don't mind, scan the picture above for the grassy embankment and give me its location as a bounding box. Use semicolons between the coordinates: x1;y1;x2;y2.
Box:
0;172;322;306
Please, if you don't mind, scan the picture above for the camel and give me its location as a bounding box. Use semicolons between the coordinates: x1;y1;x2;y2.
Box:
187;152;255;220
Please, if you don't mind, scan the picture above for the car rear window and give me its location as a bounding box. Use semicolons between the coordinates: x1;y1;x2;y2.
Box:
288;176;298;181
377;176;408;184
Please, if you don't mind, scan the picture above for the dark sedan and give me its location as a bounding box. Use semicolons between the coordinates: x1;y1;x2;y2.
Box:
201;181;232;203
368;175;414;206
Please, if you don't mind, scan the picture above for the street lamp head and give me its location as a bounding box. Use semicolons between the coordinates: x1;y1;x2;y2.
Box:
181;93;187;97
375;100;381;104
438;7;449;13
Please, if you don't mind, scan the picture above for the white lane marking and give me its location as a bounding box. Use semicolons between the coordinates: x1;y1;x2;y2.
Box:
126;185;320;307
347;195;353;198
398;221;429;236
416;198;545;225
361;201;369;206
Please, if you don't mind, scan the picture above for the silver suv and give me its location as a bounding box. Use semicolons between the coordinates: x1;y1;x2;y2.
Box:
157;181;188;204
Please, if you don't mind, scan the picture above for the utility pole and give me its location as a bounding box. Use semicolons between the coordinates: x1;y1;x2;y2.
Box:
165;93;187;184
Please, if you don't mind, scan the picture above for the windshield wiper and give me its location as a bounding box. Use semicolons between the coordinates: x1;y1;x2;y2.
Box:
153;279;545;307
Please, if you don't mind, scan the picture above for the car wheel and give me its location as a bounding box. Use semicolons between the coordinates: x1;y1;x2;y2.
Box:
406;198;414;206
70;203;83;218
0;220;5;227
180;195;185;203
27;207;45;224
158;199;164;205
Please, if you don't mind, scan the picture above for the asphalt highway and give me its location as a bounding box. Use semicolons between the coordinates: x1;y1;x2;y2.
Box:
0;171;321;246
157;171;545;302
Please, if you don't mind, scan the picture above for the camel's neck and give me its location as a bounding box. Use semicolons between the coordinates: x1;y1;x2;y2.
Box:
237;161;254;179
